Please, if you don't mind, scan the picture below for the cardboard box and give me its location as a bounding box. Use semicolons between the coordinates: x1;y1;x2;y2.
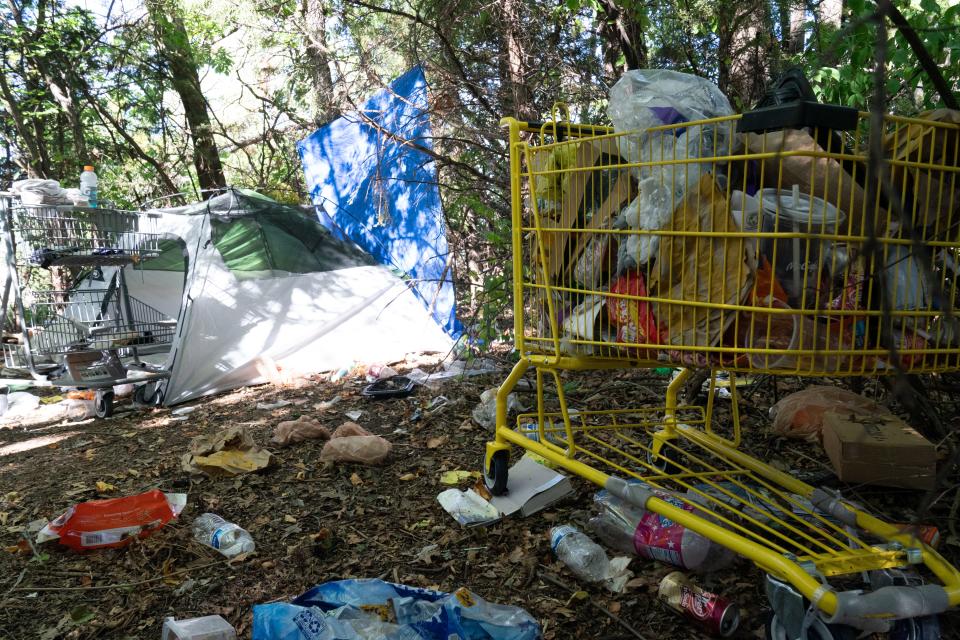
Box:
821;410;936;490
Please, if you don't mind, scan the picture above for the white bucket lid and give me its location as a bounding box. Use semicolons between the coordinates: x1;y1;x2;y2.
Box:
759;187;845;226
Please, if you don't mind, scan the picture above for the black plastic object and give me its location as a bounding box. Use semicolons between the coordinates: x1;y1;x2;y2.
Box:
738;100;859;134
361;375;415;399
755;67;817;108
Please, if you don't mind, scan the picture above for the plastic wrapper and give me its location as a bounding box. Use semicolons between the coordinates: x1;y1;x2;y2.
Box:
252;579;541;640
769;386;892;442
271;416;331;446
607;271;661;358
471;388;522;430
37;489;186;550
615;178;673;273
573;234;615;289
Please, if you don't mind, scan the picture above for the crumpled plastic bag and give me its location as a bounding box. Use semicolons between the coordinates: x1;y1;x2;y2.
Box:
769;385;892;442
252;579;541;640
37;490;186;550
615;178;673;273
271;416;331;446
320;422;391;465
607;69;734;196
182;425;274;476
472;388;522;430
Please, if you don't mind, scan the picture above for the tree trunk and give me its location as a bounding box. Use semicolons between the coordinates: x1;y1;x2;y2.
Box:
146;0;226;196
303;0;338;122
596;0;647;75
499;0;534;121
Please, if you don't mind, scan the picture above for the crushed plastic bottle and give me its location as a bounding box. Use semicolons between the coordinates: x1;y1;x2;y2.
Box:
589;487;735;573
550;525;612;583
192;513;255;558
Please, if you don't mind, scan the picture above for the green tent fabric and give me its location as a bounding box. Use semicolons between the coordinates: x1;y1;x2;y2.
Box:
145;189;375;279
138;239;187;272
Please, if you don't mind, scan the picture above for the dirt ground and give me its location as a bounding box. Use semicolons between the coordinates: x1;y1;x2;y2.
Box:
1;359;959;640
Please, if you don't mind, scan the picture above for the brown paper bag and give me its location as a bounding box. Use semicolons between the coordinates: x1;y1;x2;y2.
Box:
744;129;877;237
650;174;755;350
886;108;960;241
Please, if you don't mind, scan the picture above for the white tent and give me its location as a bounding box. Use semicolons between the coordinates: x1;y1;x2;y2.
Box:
75;189;454;405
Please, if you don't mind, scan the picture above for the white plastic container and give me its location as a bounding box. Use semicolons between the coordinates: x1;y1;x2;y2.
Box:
161;615;236;640
759;185;845;307
79;165;98;208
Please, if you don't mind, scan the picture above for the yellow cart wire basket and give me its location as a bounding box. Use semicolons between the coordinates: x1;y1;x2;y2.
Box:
484;105;960;637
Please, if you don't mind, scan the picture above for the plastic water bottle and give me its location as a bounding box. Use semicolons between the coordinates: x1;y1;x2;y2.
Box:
79;165;98;208
550;525;611;583
588;488;735;573
192;513;255;558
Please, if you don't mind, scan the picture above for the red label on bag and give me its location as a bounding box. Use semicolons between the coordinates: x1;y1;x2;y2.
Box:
608;271;662;355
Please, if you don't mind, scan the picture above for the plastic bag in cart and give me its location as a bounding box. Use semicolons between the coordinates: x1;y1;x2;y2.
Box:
607;69;734;197
252;579;541;640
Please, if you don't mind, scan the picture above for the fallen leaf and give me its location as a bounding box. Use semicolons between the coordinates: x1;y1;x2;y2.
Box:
95;481;117;493
426;436;447;449
472;478;492;501
609;601;621;614
414;544;439;564
398;472;416;481
508;547;524;563
439;470;480;485
284;514;297;524
70;604;95;624
127;469;140;477
80;575;92;587
346;534;363;544
0;512;8;525
161;558;179;585
349;473;363;486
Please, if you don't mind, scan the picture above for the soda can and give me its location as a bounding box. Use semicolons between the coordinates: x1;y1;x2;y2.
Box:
658;571;740;637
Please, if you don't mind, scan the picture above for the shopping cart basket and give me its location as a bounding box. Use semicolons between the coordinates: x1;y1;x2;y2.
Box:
485;106;960;637
1;200;173;416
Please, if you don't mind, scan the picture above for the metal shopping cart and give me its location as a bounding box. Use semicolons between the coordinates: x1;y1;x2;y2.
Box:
0;198;176;417
485;104;960;638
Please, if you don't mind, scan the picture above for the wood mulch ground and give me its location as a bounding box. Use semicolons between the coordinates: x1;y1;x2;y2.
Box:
1;356;958;639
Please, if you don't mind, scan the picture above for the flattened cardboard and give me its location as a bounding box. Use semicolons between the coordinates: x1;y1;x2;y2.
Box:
821;410;935;490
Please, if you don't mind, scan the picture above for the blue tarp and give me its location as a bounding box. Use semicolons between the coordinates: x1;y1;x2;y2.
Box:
297;66;461;338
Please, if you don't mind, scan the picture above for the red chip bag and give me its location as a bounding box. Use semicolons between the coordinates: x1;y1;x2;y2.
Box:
38;489;186;551
607;271;662;355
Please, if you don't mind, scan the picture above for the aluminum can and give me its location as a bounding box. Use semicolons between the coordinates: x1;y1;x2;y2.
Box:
658;571;739;637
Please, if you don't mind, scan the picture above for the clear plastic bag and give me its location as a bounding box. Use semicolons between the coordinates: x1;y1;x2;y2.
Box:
608;70;734;198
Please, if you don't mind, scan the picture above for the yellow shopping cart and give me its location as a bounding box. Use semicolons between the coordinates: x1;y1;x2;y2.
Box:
485;104;960;638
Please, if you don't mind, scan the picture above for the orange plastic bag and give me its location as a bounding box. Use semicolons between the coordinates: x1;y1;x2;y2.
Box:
769;386;892;442
37;489;186;551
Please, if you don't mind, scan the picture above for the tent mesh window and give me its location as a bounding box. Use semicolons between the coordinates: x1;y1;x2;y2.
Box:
210;211;374;278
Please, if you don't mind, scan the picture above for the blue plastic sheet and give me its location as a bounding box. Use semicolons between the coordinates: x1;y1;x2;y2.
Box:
252;579;540;640
298;66;461;338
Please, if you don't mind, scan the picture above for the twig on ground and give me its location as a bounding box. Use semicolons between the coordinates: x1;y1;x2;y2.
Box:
11;558;227;592
537;565;647;640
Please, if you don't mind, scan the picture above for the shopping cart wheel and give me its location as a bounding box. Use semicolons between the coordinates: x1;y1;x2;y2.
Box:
133;383;164;407
484;450;509;496
765;612;858;640
95;389;114;419
890;615;941;640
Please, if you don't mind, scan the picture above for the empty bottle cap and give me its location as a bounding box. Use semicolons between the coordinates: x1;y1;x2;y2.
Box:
83;165;94;171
